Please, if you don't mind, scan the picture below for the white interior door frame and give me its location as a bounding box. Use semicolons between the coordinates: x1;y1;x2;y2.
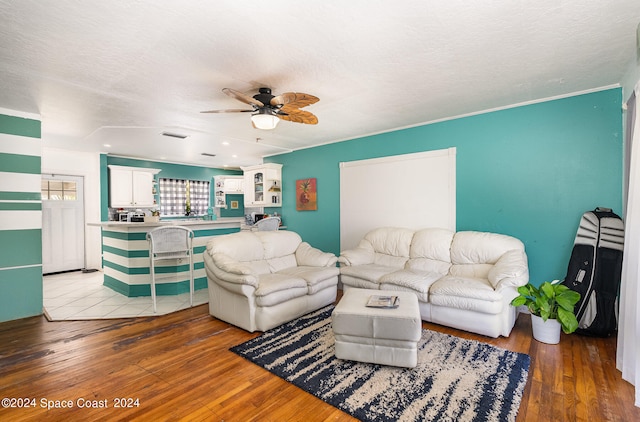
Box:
42;174;85;274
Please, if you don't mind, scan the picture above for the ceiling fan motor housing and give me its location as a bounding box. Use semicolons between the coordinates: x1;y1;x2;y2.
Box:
253;88;277;110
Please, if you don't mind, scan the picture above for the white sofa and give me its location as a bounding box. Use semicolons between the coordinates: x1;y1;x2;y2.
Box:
204;230;339;332
338;227;529;337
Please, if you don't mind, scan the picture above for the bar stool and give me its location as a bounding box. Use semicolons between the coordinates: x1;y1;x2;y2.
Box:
252;216;281;231
146;226;194;313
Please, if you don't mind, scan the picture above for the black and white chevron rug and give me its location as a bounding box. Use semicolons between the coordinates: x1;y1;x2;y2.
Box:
230;306;530;422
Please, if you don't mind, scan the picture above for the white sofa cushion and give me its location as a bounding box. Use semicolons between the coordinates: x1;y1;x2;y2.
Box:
410;228;455;261
207;231;264;261
254;273;308;306
278;266;340;294
366;227;414;258
256;231;302;259
340;264;398;284
450;231;524;265
429;275;503;314
268;255;298;273
379;269;441;302
488;249;529;289
295;242;339;267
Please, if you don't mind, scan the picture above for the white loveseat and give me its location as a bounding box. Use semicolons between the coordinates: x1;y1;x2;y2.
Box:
338;227;529;337
204;230;339;332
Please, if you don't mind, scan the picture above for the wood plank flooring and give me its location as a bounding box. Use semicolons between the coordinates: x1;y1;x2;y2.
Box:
0;299;638;421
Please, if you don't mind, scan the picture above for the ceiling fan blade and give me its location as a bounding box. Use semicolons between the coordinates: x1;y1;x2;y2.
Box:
271;92;319;108
222;88;264;107
278;107;318;125
200;109;254;113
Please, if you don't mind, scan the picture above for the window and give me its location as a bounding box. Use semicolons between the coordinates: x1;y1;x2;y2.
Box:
41;179;77;201
159;178;210;216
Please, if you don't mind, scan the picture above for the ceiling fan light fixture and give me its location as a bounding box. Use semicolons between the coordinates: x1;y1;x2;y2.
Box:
251;110;279;130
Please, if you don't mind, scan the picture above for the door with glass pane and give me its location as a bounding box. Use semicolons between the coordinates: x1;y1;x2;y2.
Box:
41;174;85;274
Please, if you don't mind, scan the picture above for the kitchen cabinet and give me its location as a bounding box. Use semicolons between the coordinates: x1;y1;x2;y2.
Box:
241;163;282;207
108;165;160;208
214;176;244;208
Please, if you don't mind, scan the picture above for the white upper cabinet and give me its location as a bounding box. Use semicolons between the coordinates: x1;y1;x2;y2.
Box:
214;175;244;208
108;165;160;208
241;163;282;207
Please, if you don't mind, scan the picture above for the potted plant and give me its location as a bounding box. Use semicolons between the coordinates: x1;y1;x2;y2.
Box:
510;280;581;344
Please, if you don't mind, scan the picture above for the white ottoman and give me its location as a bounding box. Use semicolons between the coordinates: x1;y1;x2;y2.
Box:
332;288;422;368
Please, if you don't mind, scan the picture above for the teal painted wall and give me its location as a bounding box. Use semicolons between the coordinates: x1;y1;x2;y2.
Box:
102;156;242;220
0;113;43;322
267;89;623;285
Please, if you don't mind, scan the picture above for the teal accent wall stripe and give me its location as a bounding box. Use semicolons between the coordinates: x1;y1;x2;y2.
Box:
100;153;109;221
0;192;41;201
0;114;41;138
104;260;149;275
268;88;623;286
194;228;239;237
194;245;206;254
103;274;207;297
102;230;148;241
0;153;41;174
0;229;42;269
103;244;149;258
0;202;41;211
0;266;42;321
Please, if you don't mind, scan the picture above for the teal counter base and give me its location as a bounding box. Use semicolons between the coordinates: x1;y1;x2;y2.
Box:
89;220;242;298
103;274;208;297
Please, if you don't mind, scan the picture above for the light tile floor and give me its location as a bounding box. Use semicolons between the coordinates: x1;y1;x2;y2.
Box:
43;270;209;321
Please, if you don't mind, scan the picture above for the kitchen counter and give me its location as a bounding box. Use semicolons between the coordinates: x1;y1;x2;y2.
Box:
88;217;245;228
89;218;244;298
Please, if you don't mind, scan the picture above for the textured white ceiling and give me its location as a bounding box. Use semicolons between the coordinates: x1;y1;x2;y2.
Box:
1;0;639;168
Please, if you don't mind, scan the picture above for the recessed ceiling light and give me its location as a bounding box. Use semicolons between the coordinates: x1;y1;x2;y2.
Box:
232;154;237;158
222;141;230;146
103;144;111;148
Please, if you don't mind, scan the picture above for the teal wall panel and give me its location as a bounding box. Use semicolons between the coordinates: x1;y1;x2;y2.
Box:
0;112;42;322
0;229;43;268
220;194;245;217
267;89;623;285
0;266;43;321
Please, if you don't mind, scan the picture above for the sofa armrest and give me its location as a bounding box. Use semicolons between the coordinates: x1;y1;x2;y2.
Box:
488;249;529;290
337;245;375;266
209;252;259;287
295;242;338;267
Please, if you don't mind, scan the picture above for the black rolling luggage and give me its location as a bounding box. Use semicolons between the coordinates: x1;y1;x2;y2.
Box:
562;207;624;337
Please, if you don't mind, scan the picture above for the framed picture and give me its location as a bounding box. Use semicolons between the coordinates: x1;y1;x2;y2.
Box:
230;200;239;209
296;178;317;211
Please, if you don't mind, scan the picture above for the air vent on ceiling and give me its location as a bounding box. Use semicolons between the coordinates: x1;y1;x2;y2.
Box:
201;153;216;157
161;131;188;139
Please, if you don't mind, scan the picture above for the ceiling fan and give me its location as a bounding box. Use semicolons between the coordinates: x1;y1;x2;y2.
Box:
201;87;319;130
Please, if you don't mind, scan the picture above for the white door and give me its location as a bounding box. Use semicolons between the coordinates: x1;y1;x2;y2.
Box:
42;174;85;274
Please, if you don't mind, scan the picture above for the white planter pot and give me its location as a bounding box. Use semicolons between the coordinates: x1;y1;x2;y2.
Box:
531;314;561;344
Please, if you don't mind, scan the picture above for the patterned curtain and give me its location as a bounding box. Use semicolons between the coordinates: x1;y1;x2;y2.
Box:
189;180;210;215
159;178;210;216
159;178;186;215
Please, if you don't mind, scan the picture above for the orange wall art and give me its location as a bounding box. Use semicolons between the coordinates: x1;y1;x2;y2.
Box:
296;178;317;211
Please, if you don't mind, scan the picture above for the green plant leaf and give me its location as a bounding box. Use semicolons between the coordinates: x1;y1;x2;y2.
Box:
556;290;581;311
511;296;526;307
558;307;579;334
540;281;555;299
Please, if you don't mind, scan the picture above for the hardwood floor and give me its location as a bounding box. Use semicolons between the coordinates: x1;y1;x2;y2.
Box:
0;300;638;421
